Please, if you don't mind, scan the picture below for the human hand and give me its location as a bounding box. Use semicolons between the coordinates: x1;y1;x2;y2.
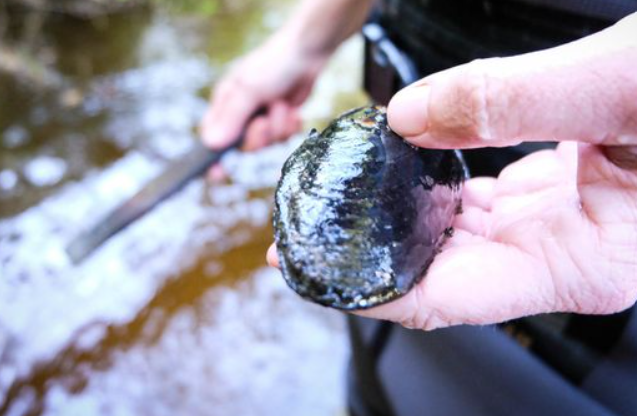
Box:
200;33;327;152
268;13;637;329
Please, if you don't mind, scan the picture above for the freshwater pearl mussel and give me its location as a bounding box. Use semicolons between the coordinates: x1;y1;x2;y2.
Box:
273;106;466;310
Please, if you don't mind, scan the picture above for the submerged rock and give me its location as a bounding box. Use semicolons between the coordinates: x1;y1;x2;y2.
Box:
273;106;466;310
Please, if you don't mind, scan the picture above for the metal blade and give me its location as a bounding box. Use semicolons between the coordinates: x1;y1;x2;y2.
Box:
66;141;235;264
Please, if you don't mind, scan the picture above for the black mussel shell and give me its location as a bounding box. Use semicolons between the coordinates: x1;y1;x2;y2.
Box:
273;106;466;310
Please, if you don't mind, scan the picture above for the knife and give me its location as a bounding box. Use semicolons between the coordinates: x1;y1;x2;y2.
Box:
66;110;263;264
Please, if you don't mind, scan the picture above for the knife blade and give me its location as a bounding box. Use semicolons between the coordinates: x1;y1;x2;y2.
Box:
66;111;262;264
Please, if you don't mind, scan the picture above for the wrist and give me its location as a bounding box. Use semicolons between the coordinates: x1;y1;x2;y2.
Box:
272;24;336;63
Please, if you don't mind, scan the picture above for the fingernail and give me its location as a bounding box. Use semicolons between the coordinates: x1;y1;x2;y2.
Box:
387;84;430;138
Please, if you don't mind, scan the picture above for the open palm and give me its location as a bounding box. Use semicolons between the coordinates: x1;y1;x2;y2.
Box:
354;142;637;329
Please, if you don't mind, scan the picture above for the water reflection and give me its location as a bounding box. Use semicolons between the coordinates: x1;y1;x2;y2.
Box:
0;1;366;415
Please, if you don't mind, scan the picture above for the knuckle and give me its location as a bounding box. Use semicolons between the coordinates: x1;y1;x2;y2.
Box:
436;59;494;141
462;60;494;141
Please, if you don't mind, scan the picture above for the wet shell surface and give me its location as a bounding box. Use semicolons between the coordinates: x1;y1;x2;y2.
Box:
273;106;466;310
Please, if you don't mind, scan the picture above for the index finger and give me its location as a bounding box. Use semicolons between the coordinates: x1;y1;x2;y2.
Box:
200;79;262;149
387;13;637;149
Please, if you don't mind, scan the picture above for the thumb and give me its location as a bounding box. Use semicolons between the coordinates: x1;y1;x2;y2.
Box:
387;13;637;149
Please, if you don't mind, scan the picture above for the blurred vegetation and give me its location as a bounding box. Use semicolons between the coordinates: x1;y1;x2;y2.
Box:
2;0;147;18
2;0;221;18
150;0;220;17
0;0;224;90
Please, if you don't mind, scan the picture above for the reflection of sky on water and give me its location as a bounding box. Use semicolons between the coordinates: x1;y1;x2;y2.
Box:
86;57;212;155
0;4;365;414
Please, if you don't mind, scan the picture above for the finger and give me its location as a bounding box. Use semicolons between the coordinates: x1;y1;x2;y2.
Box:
269;101;295;143
287;109;302;137
453;206;491;237
462;177;496;210
450;177;496;236
286;77;314;106
200;79;262;149
278;103;303;141
242;116;270;152
495;145;577;197
578;143;637;228
206;164;227;184
355;231;556;330
575;144;637;311
387;13;637;149
267;244;279;268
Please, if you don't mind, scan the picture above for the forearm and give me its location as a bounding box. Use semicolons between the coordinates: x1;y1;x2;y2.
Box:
274;0;375;58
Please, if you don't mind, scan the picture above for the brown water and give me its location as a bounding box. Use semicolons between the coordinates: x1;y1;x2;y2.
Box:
0;2;366;415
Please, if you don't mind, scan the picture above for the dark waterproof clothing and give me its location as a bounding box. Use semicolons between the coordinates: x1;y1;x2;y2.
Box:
349;1;637;415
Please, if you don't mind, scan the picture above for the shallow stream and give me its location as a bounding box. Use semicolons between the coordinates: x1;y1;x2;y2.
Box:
0;2;366;414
